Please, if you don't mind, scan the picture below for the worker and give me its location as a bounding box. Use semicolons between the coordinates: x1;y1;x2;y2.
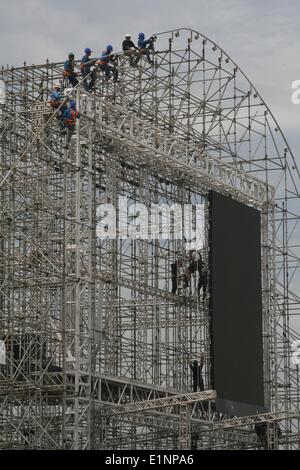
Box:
189;250;207;298
183;250;202;287
191;432;199;450
171;261;178;294
63;53;79;87
183;250;207;298
255;423;268;449
198;265;207;299
62;100;80;149
80;48;97;92
171;259;182;294
50;83;67;130
122;34;139;66
189;353;205;392
137;32;156;64
255;422;281;450
100;45;118;82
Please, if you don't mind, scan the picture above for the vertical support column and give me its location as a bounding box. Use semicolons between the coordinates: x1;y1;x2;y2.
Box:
202;195;210;392
174;186;187;391
103;146;118;375
86;118;96;448
152;238;161;386
136;166;149;381
73;87;82;449
62;87;93;449
178;404;191;450
261;201;274;412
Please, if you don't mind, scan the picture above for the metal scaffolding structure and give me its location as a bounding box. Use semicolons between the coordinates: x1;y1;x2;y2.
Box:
0;27;300;450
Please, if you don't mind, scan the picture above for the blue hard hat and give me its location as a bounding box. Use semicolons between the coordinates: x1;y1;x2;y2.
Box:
138;32;145;39
84;47;92;54
107;44;113;52
70;100;76;109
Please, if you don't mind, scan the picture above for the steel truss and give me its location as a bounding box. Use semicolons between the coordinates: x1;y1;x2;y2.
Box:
0;28;299;449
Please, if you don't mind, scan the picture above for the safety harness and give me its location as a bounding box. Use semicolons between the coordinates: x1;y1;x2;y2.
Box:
64;110;79;127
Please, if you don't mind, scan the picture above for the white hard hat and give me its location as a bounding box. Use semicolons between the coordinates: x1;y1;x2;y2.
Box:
125;33;131;37
54;82;61;88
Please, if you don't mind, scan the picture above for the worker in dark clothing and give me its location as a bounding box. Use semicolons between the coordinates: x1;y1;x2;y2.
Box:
80;48;97;92
171;259;183;294
182;250;207;299
62;100;80;149
198;266;207;299
255;423;268;449
50;83;67;130
191;432;199;450
255;422;282;450
137;32;156;64
64;53;79;87
183;250;199;288
188;250;203;275
100;45;118;82
122;34;139;66
189;353;205;392
171;262;178;294
183;250;204;293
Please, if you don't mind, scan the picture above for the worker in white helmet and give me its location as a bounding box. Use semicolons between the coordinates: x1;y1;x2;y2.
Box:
50;82;67;131
122;33;139;66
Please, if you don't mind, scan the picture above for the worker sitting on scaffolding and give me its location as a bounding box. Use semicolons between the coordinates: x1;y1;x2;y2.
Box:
62;100;80;149
80;48;97;92
50;83;68;131
171;258;183;294
63;53;79;88
137;32;156;64
122;34;139;67
99;45;118;82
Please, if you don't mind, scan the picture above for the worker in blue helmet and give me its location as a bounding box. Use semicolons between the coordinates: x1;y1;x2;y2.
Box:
99;45;118;82
80;47;97;92
62;100;80;149
137;32;156;64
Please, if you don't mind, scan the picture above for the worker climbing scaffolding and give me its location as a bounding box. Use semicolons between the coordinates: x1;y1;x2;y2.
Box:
137;32;156;64
64;53;79;87
80;48;97;92
171;250;207;299
50;83;68;131
51;32;158;141
99;44;118;82
62;100;80;149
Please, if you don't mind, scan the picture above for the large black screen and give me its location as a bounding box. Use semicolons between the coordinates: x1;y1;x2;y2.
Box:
209;190;266;416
